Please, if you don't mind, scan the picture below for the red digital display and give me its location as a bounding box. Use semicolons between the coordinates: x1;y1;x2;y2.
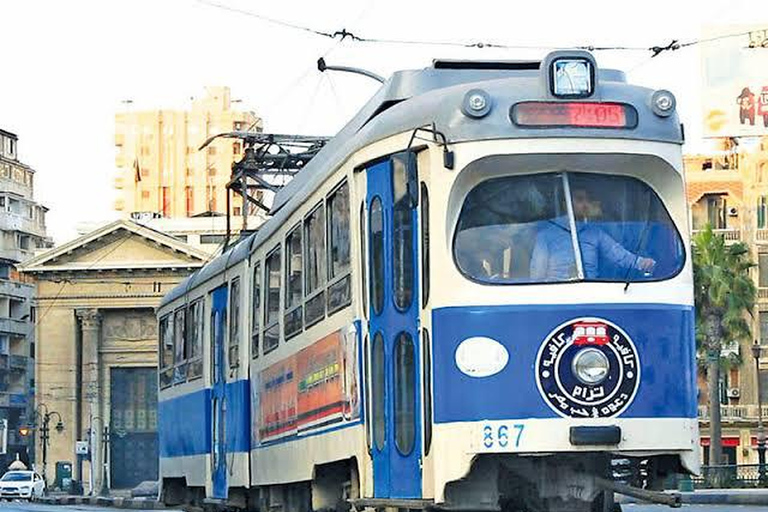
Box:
512;102;635;128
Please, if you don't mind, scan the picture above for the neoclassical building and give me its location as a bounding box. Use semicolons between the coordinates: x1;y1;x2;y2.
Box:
20;220;206;491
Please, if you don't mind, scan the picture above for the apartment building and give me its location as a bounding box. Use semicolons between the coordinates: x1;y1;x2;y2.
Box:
0;129;52;470
114;86;265;223
685;137;768;464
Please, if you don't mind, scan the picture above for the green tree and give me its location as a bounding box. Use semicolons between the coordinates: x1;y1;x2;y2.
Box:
693;224;756;467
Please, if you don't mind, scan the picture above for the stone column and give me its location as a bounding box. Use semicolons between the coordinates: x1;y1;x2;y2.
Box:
77;309;102;495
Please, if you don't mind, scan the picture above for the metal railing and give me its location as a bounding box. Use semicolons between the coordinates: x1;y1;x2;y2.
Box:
699;404;768;421
692;228;742;242
692;465;765;489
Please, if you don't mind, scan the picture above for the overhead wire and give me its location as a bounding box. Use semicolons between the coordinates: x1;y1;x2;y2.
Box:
192;0;767;58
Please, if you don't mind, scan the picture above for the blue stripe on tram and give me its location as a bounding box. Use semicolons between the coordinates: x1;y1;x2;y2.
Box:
432;303;697;423
159;379;251;458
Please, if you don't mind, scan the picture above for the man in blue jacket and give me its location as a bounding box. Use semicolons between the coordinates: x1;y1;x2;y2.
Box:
530;187;655;281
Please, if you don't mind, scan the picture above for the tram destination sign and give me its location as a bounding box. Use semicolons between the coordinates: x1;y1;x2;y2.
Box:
511;102;637;129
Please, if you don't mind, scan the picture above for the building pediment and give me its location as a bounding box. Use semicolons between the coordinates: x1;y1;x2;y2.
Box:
19;220;208;274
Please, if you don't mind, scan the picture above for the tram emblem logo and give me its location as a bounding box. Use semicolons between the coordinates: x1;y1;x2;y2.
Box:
535;317;641;419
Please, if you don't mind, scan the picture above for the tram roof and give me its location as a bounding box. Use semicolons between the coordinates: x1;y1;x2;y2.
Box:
159;233;255;309
270;54;682;216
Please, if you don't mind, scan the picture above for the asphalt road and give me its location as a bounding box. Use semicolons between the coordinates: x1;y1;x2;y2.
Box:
0;503;764;512
625;506;768;511
0;503;174;512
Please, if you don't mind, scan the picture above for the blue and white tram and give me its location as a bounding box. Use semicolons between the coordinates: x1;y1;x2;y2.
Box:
157;50;697;512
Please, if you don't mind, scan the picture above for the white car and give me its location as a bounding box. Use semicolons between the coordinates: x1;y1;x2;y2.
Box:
0;470;45;499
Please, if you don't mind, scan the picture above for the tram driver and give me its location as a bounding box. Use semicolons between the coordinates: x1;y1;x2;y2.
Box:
530;186;656;281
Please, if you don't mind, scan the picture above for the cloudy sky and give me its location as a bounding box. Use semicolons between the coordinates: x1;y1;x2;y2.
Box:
0;0;764;242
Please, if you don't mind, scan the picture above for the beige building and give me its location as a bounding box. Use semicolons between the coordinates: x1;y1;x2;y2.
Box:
20;220;206;491
78;213;247;256
114;87;262;220
685;136;768;465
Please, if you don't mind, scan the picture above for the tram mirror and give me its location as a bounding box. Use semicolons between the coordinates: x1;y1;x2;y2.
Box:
406;151;419;208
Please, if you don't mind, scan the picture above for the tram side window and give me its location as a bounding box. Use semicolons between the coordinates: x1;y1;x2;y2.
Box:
252;263;261;358
370;197;384;315
392;157;415;310
173;309;186;384
327;181;351;314
285;225;303;339
304;203;326;327
359;201;368;318
229;278;240;367
454;171;685;284
159;315;173;389
264;246;282;354
188;300;204;379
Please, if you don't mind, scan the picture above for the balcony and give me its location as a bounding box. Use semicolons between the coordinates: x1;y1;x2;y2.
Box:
692;228;742;243
9;355;26;371
699;404;768;421
0;214;46;238
0;247;34;265
0;280;33;300
0;318;27;337
0;178;33;198
0;392;27;408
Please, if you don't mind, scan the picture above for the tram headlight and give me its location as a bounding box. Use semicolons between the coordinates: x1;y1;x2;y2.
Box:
572;348;610;385
462;89;492;118
651;89;676;117
551;58;594;98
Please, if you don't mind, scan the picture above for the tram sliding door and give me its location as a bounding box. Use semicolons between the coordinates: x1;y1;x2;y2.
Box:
367;153;422;499
210;285;228;499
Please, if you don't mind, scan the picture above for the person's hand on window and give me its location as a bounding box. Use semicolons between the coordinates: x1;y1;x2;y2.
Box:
636;257;656;273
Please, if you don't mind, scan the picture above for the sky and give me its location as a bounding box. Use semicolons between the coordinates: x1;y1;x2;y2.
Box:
0;0;765;243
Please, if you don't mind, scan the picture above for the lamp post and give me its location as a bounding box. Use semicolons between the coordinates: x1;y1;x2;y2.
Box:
22;403;64;487
753;342;767;485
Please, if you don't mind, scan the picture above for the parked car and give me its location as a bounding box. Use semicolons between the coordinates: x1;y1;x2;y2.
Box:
0;470;45;500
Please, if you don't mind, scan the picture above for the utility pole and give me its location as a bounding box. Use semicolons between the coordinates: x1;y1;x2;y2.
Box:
754;342;767;485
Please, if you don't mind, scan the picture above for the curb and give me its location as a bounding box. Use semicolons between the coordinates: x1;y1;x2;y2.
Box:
619;491;768;506
36;495;165;509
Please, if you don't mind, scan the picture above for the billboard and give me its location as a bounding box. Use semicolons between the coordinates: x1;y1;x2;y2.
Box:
254;326;361;446
702;27;768;137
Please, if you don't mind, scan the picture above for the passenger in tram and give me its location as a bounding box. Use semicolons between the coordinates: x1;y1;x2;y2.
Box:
530;186;656;282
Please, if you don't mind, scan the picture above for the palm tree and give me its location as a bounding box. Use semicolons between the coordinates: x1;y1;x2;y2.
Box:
693;224;756;469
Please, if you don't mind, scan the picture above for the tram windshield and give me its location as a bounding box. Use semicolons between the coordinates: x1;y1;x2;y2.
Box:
454;172;685;284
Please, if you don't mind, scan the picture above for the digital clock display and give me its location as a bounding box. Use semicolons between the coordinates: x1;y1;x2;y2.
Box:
511;102;637;128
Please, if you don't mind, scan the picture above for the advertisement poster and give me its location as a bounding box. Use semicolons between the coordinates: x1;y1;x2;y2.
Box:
255;325;361;445
258;356;297;443
702;26;768;137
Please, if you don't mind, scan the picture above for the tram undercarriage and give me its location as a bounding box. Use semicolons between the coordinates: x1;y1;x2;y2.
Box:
440;453;683;512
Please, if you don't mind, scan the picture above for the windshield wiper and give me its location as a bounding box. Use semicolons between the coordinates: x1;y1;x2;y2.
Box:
623;193;654;292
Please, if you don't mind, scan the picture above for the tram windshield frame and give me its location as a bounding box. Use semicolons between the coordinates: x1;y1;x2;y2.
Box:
453;170;686;285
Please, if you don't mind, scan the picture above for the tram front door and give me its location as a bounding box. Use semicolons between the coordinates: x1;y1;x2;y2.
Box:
210;285;228;500
366;153;422;499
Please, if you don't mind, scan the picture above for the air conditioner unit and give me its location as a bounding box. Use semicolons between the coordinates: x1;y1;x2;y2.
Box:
728;206;739;217
727;388;741;398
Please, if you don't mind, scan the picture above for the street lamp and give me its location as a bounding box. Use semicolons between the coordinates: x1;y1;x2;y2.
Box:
32;403;64;487
753;341;767;485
